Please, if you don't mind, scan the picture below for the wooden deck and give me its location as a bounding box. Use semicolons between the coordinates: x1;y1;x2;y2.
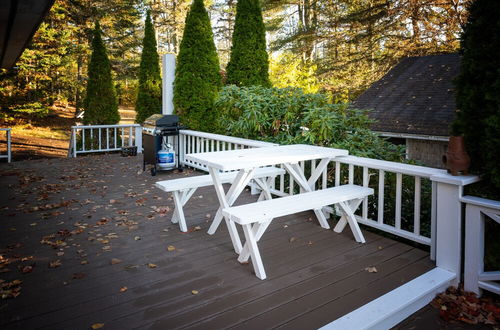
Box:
0;154;434;329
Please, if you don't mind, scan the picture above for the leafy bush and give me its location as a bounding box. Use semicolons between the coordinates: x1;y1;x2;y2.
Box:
173;0;221;132
225;0;270;87
135;11;162;124
215;85;403;161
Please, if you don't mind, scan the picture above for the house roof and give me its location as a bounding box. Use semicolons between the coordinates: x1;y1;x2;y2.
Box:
352;53;460;137
0;0;55;69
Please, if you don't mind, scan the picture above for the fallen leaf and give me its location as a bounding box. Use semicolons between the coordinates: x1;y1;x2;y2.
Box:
191;290;199;295
134;236;141;241
20;265;33;274
193;226;202;231
289;237;297;243
91;323;104;329
205;214;211;219
147;263;157;268
365;266;378;273
167;245;176;252
110;258;122;265
80;260;88;265
49;260;62;268
73;272;85;279
119;286;128;293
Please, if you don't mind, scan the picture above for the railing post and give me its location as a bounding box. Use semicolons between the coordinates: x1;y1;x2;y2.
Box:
135;125;143;153
430;173;480;286
7;128;11;163
72;128;77;158
463;202;483;295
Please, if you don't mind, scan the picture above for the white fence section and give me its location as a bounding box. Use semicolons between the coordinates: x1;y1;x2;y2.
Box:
0;128;12;163
69;124;142;158
178;130;278;171
462;195;500;296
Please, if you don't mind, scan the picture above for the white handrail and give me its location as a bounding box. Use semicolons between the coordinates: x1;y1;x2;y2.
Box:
462;195;500;296
69;124;142;157
0;128;12;163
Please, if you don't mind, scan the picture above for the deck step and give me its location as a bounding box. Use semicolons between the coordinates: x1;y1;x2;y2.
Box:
321;267;455;330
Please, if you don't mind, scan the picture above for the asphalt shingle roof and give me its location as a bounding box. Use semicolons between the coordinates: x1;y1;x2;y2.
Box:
352;53;460;137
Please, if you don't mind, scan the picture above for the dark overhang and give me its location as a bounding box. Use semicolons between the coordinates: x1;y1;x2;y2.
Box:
0;0;55;69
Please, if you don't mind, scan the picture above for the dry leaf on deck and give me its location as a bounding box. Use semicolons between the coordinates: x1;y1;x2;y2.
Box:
167;245;176;252
365;266;378;273
91;323;104;329
147;263;157;268
110;258;122;265
119;286;128;293
49;260;62;268
191;290;199;295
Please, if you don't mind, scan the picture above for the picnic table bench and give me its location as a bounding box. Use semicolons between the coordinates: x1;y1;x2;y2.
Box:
155;166;284;232
223;184;374;279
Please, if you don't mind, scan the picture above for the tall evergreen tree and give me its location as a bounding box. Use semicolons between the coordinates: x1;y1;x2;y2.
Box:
173;0;221;131
83;21;119;124
135;10;162;123
226;0;270;87
452;0;500;189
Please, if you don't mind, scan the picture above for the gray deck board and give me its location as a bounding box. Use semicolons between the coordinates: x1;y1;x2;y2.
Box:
0;154;434;330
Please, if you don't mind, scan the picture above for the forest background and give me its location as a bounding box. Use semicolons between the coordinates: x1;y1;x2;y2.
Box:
0;0;468;117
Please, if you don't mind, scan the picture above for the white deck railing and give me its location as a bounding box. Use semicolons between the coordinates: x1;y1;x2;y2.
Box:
178;130;461;256
462;195;500;296
0;128;12;163
179;130;278;171
69;124;142;158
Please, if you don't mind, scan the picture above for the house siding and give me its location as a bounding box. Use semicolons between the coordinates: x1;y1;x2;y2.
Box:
406;138;448;168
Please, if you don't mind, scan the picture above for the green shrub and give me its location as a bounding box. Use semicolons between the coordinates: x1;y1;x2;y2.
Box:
83;21;120;125
11;102;49;118
215;85;403;161
226;0;270;87
452;0;500;190
135;11;162;124
173;0;221;132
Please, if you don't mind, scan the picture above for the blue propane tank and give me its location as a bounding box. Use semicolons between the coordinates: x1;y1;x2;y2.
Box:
158;146;175;169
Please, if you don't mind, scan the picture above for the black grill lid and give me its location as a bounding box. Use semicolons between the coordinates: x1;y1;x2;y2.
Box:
143;114;179;127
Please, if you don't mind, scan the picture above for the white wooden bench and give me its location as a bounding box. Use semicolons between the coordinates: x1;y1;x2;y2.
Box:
222;184;374;280
155;167;285;232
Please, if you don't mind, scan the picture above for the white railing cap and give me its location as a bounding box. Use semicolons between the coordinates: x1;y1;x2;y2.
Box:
180;129;278;148
460;195;500;211
71;124;141;129
337;155;447;178
430;173;481;186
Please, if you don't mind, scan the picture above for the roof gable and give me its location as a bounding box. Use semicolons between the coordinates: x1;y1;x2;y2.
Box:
352;53;460;137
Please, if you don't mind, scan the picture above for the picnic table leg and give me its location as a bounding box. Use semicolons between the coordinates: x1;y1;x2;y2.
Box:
334;199;366;243
171;188;197;232
208;167;255;254
283;161;331;229
207;168;258;235
242;223;267;280
238;219;272;263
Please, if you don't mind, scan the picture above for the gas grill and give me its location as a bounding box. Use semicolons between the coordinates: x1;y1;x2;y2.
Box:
142;114;183;175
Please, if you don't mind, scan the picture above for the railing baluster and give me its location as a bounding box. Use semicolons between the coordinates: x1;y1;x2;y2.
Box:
82;128;86;151
395;172;402;229
322;162;327;189
72;128;77;157
90;128;94;149
414;176;421;235
210;139;214;152
362;166;369;220
280;164;285;193
311;160;316;190
129;127;133;146
378;170;385;224
121;128;125;147
113;128;117;148
335;162;340;186
98;128;102;151
106;128;109;150
348;164;354;184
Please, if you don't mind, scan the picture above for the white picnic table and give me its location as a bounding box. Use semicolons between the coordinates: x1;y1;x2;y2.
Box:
185;144;349;254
